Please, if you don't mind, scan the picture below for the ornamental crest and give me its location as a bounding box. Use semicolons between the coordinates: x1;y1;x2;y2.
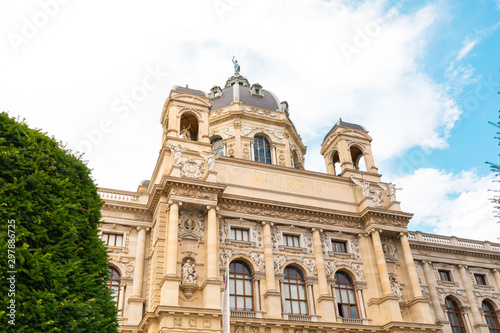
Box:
180;157;205;179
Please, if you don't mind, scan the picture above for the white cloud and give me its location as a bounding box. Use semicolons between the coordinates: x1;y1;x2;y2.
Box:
394;168;500;242
457;39;477;60
0;0;462;190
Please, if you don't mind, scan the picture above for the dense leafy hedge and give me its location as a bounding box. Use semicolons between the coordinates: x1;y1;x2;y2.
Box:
0;112;118;332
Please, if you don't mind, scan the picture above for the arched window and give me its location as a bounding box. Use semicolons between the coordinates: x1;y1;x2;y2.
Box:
108;267;120;307
211;137;225;156
483;301;500;333
334;271;358;318
229;261;253;311
179;112;198;141
445;297;466;333
254;135;271;164
350;146;366;171
332;151;341;175
283;266;308;315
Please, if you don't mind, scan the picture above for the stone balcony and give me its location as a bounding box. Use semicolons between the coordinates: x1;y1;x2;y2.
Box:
407;231;500;252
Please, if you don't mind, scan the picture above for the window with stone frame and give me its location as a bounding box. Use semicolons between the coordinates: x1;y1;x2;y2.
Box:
101;233;123;247
445;297;466;333
483;300;500;333
230;227;249;242
229;261;253;311
335;271;359;318
332;240;348;253
475;274;487;285
438;270;452;282
283;234;300;248
108;267;121;307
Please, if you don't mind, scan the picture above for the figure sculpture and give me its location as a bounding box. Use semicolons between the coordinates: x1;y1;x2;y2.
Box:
200;151;219;172
180;125;192;140
170;144;188;165
232;56;240;73
181;259;198;284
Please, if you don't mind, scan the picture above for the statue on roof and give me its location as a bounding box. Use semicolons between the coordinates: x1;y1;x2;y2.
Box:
232;56;240;74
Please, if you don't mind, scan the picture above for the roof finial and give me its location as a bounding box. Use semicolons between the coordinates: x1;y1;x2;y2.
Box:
232;56;240;74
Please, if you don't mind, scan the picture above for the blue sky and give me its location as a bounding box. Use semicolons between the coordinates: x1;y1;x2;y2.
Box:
0;0;499;240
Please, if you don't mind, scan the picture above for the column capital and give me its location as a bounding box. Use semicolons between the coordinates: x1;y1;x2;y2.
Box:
368;228;383;236
492;269;498;273
168;200;182;206
458;264;468;269
357;233;369;238
136;226;150;232
420;260;432;265
397;232;408;239
262;221;274;226
311;227;323;233
206;205;219;211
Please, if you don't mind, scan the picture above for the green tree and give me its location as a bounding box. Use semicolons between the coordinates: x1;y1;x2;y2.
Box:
0;112;118;332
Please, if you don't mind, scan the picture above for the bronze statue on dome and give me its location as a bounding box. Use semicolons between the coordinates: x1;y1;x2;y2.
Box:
232;56;240;74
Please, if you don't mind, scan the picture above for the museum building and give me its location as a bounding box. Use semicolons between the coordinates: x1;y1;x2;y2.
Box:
97;69;500;333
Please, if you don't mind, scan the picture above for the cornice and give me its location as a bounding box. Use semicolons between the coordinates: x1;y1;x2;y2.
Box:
410;243;500;260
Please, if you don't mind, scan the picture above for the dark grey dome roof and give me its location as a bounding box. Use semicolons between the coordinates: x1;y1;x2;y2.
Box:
210;85;280;111
323;119;367;143
173;85;208;97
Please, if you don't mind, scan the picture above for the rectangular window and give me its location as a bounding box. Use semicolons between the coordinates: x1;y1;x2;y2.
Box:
101;233;123;247
283;234;300;247
332;240;348;253
439;270;451;281
475;274;487;285
230;228;249;242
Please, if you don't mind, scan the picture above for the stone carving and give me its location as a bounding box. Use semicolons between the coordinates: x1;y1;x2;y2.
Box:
294;330;303;333
180;157;205;179
250;252;265;272
242;105;280;119
381;238;398;263
283;329;289;333
169;144;188;165
274;254;288;273
179;211;205;240
251;327;260;333
189;318;196;327
252;223;263;248
265;328;271;333
350;237;361;259
235;327;244;333
325;261;336;277
181;259;198;284
174;317;182;327
220;249;233;268
303;231;314;255
210;107;231;119
379;182;402;202
219;219;230;244
352;263;365;281
350;176;384;207
219;202;364;228
203;319;211;328
271;225;283;250
321;234;332;256
389;274;403;298
172;187;217;200
199;151;219;172
304;258;317;276
220;125;235;138
240;124;254;137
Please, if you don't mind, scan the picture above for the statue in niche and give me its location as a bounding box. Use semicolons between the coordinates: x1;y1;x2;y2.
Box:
181;259;198;284
390;275;403;298
180;125;192;140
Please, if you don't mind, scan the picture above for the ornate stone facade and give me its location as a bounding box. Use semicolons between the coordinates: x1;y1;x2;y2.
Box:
97;73;500;333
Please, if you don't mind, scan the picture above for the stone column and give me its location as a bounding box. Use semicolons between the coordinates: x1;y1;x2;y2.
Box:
132;227;148;296
307;282;316;315
119;284;126;312
161;201;181;306
253;277;261;313
262;221;282;318
165;202;180;276
421;261;446;322
280;279;287;315
398;232;422;298
458;265;489;333
202;206;221;308
128;227;149;325
492;269;500;291
370;229;392;296
356;287;367;318
312;228;336;322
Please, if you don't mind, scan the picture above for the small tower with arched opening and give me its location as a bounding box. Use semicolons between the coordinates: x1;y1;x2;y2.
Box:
320;119;379;180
